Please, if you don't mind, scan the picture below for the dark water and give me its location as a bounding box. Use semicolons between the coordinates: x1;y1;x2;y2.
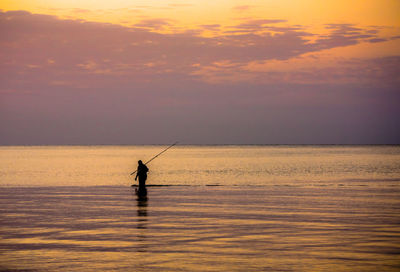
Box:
1;185;399;271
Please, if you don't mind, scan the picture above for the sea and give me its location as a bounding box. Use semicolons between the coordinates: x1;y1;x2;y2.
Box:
0;145;399;271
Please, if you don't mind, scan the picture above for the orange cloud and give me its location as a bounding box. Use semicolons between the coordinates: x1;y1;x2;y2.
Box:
134;18;174;31
1;10;396;88
232;5;255;12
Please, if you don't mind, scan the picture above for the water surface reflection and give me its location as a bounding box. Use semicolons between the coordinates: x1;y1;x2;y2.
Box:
0;186;399;271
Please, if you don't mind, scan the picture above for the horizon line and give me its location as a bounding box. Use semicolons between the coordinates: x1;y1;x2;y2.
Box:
1;143;399;147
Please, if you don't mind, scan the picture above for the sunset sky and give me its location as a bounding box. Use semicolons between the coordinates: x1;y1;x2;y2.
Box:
1;0;399;144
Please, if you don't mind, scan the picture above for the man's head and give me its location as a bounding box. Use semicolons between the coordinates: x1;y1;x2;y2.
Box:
138;160;143;165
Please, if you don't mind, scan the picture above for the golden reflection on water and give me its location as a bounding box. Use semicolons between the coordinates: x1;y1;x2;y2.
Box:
1;145;400;187
1;181;400;271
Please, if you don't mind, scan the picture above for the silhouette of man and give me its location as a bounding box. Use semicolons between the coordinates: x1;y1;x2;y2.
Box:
135;160;149;191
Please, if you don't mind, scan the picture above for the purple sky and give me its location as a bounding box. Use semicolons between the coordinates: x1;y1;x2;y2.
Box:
0;11;399;144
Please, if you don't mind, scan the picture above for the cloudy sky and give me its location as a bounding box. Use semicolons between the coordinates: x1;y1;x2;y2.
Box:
1;0;399;144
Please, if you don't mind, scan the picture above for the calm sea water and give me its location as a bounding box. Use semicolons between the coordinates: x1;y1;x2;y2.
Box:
1;145;400;271
1;145;400;187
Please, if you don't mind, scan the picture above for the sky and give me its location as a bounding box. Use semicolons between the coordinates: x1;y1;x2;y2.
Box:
0;0;399;144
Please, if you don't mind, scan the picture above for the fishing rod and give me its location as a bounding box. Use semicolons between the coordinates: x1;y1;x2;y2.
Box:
130;141;179;175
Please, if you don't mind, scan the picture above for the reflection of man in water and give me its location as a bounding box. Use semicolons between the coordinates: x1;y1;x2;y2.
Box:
135;160;149;192
136;189;148;252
